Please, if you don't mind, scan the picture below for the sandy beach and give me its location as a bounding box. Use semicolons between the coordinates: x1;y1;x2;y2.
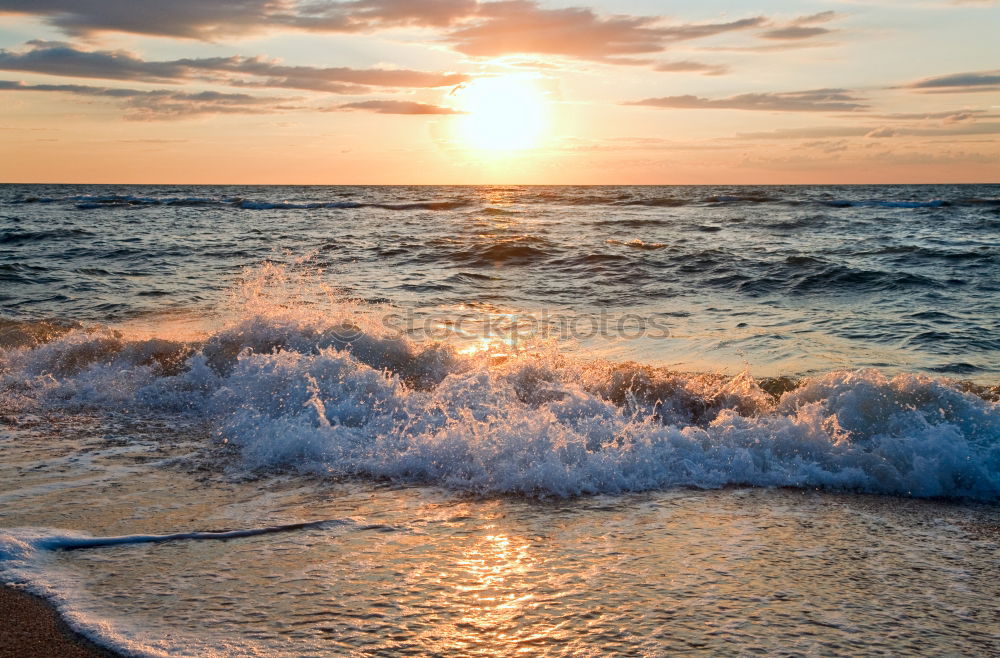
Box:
0;585;116;657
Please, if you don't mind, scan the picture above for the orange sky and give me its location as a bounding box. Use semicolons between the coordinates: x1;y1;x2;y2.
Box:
1;1;998;184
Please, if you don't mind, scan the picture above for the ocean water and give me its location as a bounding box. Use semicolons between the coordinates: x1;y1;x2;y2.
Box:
1;184;998;655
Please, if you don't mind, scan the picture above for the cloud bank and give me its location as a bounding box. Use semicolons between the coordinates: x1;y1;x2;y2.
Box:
0;1;768;65
338;99;462;114
0;41;468;93
902;69;1000;93
627;89;868;112
0;79;295;119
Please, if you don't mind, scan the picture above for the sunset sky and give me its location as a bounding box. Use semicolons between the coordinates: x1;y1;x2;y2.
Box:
1;0;998;184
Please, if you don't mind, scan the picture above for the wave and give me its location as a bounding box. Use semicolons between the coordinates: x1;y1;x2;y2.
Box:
789;265;945;293
0;318;83;349
2;269;998;501
594;218;674;228
0;228;93;244
822;199;949;209
614;197;690;208
236;199;364;210
606;239;669;250
862;245;996;262
0;263;55;286
9;190;998;214
479;207;521;216
239;200;474;211
9;194;473;212
705;194;778;204
452;236;556;266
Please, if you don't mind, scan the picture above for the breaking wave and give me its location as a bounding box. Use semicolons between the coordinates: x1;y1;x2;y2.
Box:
2;266;997;501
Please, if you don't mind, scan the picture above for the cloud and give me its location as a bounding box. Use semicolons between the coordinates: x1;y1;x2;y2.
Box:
0;0;766;61
0;0;278;39
0;40;186;82
0;2;773;65
865;109;988;120
285;0;478;31
0;0;479;39
865;126;898;138
941;111;982;124
200;57;468;92
865;149;997;167
759;26;830;40
338;99;462;114
0;79;293;119
736;121;1000;139
653;60;728;76
759;11;840;41
786;11;839;24
0;41;468;93
736;126;867;139
446;3;765;61
700;41;835;53
733;145;997;173
801;139;849;153
627;89;868;112
901;69;1000;93
852;110;999;126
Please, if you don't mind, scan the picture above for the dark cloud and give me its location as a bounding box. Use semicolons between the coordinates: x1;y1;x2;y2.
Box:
0;1;773;65
0;79;293;119
338;99;462;114
284;0;478;32
902;69;1000;93
627;89;868;112
196;57;468;92
0;0;478;38
0;0;279;39
865;126;898;138
656;17;767;42
759;26;829;40
0;0;763;57
0;42;468;93
0;41;188;81
759;11;839;41
653;60;728;76
447;4;765;61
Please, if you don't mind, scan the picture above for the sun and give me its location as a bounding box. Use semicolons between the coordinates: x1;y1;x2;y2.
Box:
451;76;548;151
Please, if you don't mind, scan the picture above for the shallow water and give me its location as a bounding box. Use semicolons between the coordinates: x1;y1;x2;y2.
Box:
2;416;998;656
1;184;999;655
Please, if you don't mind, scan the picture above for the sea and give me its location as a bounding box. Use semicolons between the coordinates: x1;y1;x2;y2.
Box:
1;184;998;656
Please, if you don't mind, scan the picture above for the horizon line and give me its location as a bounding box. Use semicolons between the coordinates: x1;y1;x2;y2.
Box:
2;181;998;187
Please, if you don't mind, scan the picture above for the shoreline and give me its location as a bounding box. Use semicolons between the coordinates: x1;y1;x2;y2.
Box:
0;585;119;658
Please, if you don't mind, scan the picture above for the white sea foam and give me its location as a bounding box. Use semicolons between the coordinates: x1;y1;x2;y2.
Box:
2;269;997;501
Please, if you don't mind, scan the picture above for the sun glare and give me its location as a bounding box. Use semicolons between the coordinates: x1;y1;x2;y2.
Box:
452;76;548;151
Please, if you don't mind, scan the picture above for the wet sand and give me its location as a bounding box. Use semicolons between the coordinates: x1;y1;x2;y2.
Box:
0;585;117;657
